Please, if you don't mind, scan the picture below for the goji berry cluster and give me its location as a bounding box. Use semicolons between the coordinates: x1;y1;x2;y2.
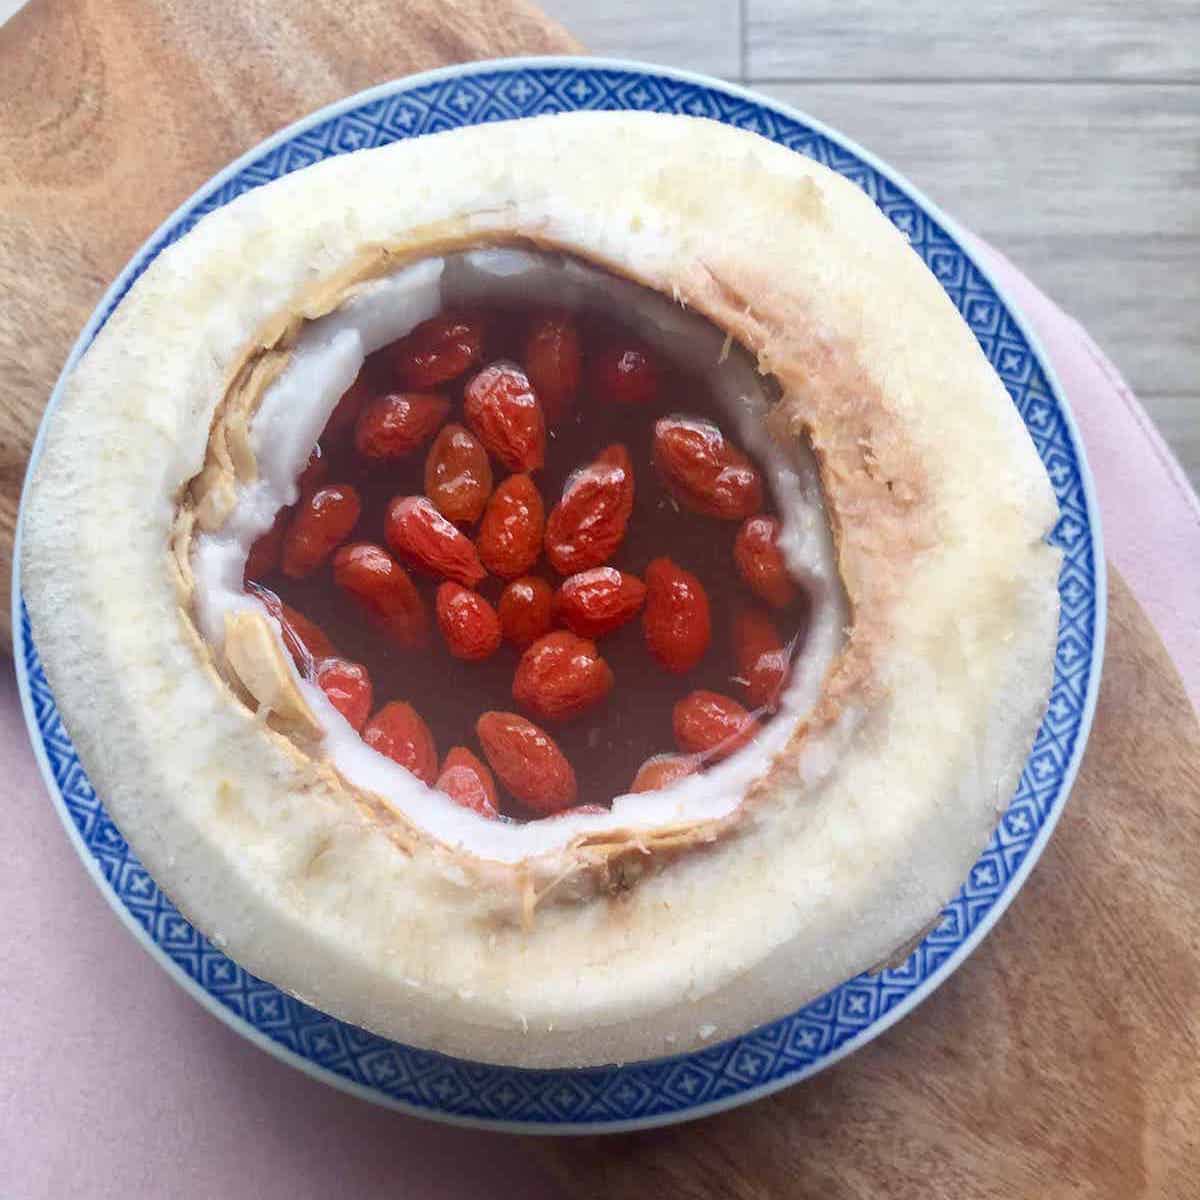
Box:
243;302;808;820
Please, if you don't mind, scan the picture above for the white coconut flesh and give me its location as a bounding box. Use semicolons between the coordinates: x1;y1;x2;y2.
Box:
21;113;1062;1066
190;247;846;861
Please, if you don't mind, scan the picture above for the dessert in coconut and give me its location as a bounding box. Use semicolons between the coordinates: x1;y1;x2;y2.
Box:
22;112;1060;1068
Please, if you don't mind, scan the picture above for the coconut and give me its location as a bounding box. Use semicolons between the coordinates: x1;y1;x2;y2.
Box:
22;112;1059;1067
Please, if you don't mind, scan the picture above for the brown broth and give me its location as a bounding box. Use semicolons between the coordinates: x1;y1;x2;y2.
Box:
251;304;811;817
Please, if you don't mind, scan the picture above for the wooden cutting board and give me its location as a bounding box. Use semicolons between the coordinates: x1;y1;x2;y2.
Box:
0;0;580;649
533;568;1200;1198
3;3;1197;1195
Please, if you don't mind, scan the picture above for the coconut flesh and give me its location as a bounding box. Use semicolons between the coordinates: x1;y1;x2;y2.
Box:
189;247;847;862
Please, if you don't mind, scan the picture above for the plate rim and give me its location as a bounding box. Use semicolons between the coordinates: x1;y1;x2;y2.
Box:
11;54;1107;1134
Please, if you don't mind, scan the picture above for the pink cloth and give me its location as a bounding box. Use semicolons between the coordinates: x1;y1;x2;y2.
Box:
967;236;1200;713
2;249;1198;1198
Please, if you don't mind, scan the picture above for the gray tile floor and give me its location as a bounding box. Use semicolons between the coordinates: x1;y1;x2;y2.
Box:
4;0;1196;485
544;0;1200;488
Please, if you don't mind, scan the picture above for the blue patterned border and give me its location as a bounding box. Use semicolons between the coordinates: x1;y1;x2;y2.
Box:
14;60;1101;1131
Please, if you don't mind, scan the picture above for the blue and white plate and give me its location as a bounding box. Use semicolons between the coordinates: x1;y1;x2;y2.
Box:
13;58;1104;1133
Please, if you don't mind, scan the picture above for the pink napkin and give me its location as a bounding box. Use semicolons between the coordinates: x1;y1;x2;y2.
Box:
2;245;1197;1198
966;236;1200;712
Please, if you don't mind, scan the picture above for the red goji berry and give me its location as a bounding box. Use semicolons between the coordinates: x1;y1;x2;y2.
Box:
642;557;711;674
315;657;373;732
436;582;502;662
523;310;581;426
332;542;429;649
554;567;646;639
281;484;362;578
544;444;634;575
354;392;449;461
436;746;500;819
424;423;493;525
512;631;613;723
497;577;554;648
463;362;545;472
734;515;796;608
653;415;762;519
673;690;759;761
363;701;438;783
476;473;544;580
384;495;486;586
389;312;485;389
476;711;577;815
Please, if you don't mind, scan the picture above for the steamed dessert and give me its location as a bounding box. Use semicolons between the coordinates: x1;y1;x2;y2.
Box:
22;113;1060;1067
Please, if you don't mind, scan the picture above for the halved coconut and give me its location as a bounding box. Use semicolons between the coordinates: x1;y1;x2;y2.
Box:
22;112;1059;1068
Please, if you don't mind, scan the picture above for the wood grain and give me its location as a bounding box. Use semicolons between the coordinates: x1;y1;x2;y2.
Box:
0;0;578;651
746;0;1200;81
4;3;1200;1194
533;568;1200;1197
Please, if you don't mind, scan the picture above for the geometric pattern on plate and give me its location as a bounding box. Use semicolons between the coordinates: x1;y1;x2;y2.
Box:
14;58;1101;1132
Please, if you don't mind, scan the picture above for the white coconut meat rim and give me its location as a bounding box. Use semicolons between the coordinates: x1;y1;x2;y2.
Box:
190;246;848;861
20;112;1062;1067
